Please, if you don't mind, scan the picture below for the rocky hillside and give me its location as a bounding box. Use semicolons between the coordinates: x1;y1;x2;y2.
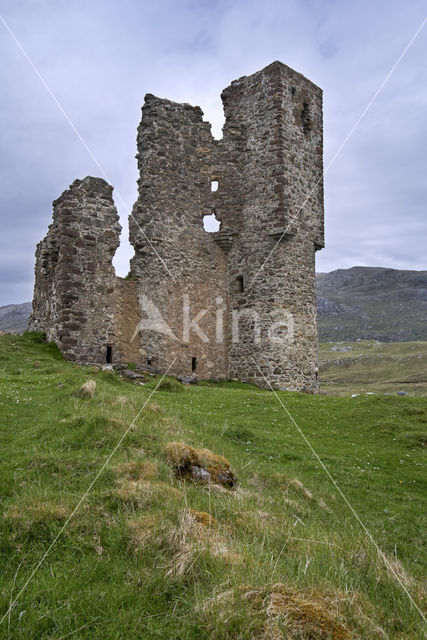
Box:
317;267;427;342
2;267;426;341
0;302;32;334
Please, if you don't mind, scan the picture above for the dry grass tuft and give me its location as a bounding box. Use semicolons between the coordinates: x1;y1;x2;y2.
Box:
273;473;331;512
114;479;153;507
114;477;182;508
352;548;424;599
164;442;237;487
283;497;306;515
127;514;159;550
148;403;163;413
204;483;228;494
288;478;314;500
109;417;128;429
204;583;352;639
5;497;70;533
115;459;158;481
166;509;241;577
235;510;279;536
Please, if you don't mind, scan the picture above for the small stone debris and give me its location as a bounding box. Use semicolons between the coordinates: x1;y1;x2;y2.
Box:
177;375;198;385
78;379;96;398
331;345;352;352
121;370;145;381
397;391;408;396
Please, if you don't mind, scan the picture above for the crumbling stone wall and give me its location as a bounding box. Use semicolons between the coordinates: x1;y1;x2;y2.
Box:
221;61;324;391
30;60;324;392
29;177;138;364
129;95;229;378
129;61;323;391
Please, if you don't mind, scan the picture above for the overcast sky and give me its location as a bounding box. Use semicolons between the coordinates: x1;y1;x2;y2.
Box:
0;0;426;305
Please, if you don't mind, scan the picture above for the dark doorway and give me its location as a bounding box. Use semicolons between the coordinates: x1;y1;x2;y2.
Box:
106;345;112;363
191;357;197;372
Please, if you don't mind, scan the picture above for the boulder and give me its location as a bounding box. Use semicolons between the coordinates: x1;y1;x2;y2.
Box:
164;442;237;488
78;380;96;398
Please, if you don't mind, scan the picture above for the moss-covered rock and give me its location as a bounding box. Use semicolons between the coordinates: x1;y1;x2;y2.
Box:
164;442;237;488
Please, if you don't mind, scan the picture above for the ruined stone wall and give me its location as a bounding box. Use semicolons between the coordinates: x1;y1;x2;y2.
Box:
29;177;138;364
130;61;323;391
129;95;229;379
30;60;324;391
221;62;324;391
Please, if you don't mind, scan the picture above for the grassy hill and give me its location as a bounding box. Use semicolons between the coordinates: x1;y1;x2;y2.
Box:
317;267;427;342
319;341;427;397
0;333;425;638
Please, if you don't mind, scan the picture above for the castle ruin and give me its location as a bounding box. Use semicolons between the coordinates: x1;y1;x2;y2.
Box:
29;61;324;392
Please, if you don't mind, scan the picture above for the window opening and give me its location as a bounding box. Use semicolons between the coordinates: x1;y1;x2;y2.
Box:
301;102;310;134
191;357;197;372
203;211;220;232
210;180;218;192
106;345;112;363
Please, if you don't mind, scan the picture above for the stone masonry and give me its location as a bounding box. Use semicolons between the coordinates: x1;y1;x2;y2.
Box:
29;61;324;392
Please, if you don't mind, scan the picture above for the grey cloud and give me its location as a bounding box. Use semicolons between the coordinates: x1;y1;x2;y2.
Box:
0;0;425;305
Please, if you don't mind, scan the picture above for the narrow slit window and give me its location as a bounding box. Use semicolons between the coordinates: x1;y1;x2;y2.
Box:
301;102;310;134
191;357;197;372
106;345;112;363
210;180;218;192
234;274;244;292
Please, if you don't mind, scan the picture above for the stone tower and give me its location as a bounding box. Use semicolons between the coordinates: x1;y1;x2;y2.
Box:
30;60;324;392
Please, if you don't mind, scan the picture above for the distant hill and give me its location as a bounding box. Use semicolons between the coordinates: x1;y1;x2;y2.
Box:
317;267;427;342
2;267;426;340
0;302;32;334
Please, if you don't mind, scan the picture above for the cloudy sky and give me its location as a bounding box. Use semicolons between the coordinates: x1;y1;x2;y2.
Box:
0;0;426;306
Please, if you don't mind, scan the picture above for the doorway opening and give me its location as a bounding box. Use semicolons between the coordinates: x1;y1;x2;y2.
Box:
191;357;197;372
106;345;113;363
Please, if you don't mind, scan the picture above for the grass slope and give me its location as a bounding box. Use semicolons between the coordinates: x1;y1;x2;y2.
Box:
319;341;427;397
0;334;425;639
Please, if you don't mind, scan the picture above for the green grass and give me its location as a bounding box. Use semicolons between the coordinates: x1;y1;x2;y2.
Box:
0;334;426;638
319;340;427;396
